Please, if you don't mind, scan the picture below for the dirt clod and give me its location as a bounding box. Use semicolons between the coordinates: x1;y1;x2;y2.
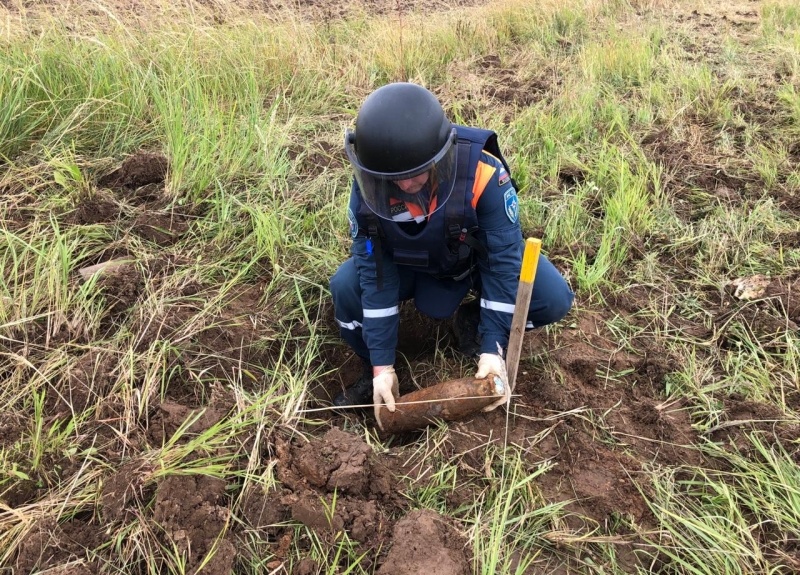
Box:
377;509;471;575
278;428;392;497
98;152;169;190
66;190;120;225
48;351;115;415
96;262;144;314
153;474;235;574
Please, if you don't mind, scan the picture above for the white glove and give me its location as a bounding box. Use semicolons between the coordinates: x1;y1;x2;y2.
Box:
475;353;506;380
475;352;510;412
373;366;399;430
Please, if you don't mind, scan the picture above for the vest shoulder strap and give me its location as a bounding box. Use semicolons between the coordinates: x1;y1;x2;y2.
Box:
455;125;516;190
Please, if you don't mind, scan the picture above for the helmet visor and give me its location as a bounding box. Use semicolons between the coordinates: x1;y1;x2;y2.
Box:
345;128;458;222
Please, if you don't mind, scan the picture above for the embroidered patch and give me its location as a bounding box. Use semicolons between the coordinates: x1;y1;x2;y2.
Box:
348;208;358;238
504;189;519;223
390;203;409;217
498;169;511;187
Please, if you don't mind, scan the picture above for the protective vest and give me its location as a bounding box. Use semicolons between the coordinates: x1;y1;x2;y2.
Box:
354;125;514;282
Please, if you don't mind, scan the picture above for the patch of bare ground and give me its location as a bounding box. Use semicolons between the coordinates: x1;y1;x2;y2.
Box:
311;260;796;568
260;428;407;571
15;516;105;574
644;2;800;219
673;4;761;55
45;350;116;416
640;126;754;220
17;243;792;572
377;510;471;575
125;281;280;398
323;305;695;537
98;152;168;191
505;314;700;523
707;396;800;457
152;475;237;575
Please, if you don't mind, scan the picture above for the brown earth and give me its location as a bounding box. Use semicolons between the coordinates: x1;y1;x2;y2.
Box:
377;509;471;575
2;1;800;574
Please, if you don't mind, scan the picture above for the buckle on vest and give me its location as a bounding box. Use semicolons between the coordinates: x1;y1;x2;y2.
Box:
451;265;475;282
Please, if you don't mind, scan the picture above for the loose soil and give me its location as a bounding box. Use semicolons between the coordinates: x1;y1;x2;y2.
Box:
2;1;799;574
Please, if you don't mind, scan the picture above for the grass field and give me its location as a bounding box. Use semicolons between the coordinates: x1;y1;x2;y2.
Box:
1;0;799;573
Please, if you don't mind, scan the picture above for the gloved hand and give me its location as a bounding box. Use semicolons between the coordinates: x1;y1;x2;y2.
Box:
475;352;510;412
373;366;399;430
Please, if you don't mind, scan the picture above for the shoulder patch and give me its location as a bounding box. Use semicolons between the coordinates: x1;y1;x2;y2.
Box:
504;188;519;223
498;168;511;187
348;207;358;238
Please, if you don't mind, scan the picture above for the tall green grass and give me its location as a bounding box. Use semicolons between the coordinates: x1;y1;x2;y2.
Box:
646;433;800;574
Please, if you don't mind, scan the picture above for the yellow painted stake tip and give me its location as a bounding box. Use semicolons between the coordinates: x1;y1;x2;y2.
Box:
520;237;541;283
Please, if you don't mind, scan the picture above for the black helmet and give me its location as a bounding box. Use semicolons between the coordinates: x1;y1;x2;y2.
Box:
345;83;458;221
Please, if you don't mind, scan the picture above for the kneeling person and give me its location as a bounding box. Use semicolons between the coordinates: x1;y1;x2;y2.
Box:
329;82;574;424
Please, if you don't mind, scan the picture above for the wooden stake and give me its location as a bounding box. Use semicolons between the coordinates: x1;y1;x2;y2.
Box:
505;238;541;392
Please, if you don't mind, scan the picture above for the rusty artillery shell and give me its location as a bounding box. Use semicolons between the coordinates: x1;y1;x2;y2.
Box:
377;374;505;434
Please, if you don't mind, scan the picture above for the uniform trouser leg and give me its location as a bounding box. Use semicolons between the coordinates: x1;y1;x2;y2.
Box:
330;259;472;364
330;254;574;361
408;272;472;319
330;258;372;362
466;255;574;329
524;255;574;329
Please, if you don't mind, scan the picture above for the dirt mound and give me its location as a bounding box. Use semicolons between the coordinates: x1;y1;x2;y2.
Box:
65;189;121;225
46;350;115;415
98;151;168;192
153;474;236;575
265;428;403;568
377;509;471;575
94;153;175;232
15;517;105;574
95;261;144;314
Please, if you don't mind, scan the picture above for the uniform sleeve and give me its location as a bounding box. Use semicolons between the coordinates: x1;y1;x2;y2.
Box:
472;156;523;354
348;184;400;367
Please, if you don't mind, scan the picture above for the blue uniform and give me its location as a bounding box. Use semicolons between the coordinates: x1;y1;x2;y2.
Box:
330;126;574;368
